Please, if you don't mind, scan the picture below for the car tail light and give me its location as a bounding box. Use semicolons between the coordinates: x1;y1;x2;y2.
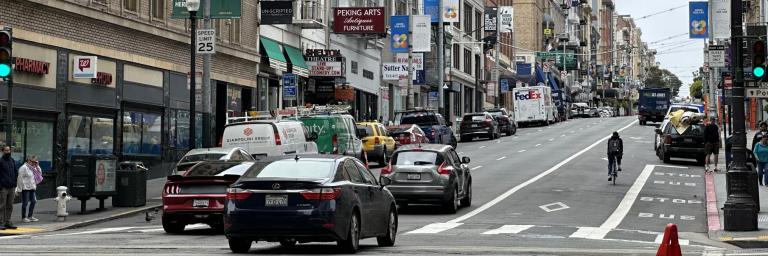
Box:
332;135;339;154
381;160;393;174
226;188;252;201
300;187;342;200
163;184;180;195
664;135;672;145
438;162;452;175
485;118;492;125
375;137;380;144
274;131;282;146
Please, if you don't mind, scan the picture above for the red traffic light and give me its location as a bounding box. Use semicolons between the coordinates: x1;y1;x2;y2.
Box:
754;40;766;66
0;31;9;47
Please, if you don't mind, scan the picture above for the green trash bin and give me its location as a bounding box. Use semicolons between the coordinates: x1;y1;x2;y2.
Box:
113;161;147;207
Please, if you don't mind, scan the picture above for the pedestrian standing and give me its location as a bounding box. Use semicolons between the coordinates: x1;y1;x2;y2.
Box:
16;155;41;222
704;117;721;172
0;145;17;229
754;135;768;186
753;122;768;152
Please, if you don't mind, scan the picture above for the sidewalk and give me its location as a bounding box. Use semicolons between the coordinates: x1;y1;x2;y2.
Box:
708;129;768;247
0;177;166;236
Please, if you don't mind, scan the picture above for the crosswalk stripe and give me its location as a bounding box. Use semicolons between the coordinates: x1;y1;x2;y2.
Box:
654;233;690;245
407;223;463;234
482;225;534;235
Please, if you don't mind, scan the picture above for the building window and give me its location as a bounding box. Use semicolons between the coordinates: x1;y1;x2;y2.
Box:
151;0;165;20
453;92;461;116
475;54;480;77
463;3;472;33
363;69;374;80
463;48;471;74
395;0;407;15
123;0;138;12
170;110;202;150
453;44;460;69
0;120;54;172
122;111;162;155
215;20;222;41
351;61;359;74
67;115;115;158
230;19;241;43
475;11;482;41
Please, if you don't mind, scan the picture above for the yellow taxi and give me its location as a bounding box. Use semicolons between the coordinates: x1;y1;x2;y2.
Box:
355;121;396;166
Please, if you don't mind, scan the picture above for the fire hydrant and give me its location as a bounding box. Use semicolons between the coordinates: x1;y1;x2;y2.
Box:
54;186;71;221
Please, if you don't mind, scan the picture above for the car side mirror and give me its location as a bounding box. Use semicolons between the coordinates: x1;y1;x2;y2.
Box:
379;176;392;187
655;128;662;135
462;156;471;164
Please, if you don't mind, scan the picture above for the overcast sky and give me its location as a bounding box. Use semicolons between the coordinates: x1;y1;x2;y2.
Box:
615;0;703;97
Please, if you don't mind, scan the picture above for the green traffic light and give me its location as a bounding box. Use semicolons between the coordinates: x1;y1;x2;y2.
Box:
755;66;766;78
0;64;9;78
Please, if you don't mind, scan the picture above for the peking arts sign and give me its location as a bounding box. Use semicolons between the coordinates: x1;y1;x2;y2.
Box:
333;7;386;34
305;49;345;77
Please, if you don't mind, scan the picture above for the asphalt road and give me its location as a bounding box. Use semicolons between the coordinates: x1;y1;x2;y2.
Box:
0;117;747;255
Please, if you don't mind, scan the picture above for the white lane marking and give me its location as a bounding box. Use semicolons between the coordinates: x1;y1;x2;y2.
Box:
655;165;689;169
535;144;542;147
654;233;690;245
594;165;656;237
407;222;464;234
50;227;134;236
471;165;483;171
539;202;570;212
549;138;555;141
445;120;639;224
458;152;464;155
479;146;486;149
518;150;527;153
561;134;566;137
538;129;543;132
601;157;608;161
496;156;507;161
497;139;501;143
482;225;534;235
133;224;208;233
570;227;604;239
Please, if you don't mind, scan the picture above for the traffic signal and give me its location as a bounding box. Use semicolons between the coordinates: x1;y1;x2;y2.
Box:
752;40;766;80
0;28;11;79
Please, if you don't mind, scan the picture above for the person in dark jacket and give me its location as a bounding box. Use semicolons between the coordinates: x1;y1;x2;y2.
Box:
0;145;17;230
607;132;624;181
753;122;768;152
704;117;721;172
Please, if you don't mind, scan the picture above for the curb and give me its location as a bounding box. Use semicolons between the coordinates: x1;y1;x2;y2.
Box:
0;203;162;236
705;172;721;232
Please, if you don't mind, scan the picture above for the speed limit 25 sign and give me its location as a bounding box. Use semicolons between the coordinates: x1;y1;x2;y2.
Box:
196;29;216;54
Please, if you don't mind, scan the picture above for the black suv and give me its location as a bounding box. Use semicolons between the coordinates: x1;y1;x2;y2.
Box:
655;122;706;164
396;109;458;149
459;112;500;141
484;108;517;136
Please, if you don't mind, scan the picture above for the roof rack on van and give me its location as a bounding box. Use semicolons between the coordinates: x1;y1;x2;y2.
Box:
226;110;274;125
294;104;352;116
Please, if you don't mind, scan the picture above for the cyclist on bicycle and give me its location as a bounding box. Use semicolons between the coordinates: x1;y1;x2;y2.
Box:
607;131;623;181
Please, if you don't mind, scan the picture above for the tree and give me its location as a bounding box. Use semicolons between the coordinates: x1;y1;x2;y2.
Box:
643;66;683;91
689;80;703;99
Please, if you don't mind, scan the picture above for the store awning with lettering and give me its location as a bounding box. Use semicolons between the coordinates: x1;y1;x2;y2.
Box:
260;37;287;73
284;46;309;78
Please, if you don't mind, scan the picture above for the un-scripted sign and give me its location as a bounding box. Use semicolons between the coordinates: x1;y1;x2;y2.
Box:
196;29;216;54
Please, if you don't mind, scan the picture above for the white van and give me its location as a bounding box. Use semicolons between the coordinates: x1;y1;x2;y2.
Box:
221;120;318;159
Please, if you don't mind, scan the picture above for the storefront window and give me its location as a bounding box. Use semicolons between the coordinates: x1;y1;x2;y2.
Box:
91;118;114;154
172;110;202;149
25;121;54;171
269;86;279;110
123;111;162;155
11;120;24;165
227;86;242;117
258;77;269;111
67;115;92;156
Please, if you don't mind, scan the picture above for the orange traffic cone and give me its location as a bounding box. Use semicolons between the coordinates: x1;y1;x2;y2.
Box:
656;223;682;256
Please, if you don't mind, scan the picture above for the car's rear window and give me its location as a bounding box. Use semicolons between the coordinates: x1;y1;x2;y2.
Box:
487;111;503;116
669;106;700;113
181;153;226;163
356;125;375;137
393;151;443;165
242;160;334;179
185;162;254;177
666;124;704;135
401;114;438;125
463;115;486;122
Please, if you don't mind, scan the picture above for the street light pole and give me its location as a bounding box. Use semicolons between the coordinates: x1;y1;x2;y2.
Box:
187;0;200;150
494;6;501;108
437;0;445;118
724;0;758;231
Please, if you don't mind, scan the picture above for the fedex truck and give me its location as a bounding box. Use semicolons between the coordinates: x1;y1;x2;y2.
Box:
513;86;555;126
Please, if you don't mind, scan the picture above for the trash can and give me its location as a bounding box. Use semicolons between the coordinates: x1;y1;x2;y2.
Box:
113;161;147;207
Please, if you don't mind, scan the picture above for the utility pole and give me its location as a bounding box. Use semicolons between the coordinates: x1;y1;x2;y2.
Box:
724;0;758;231
494;6;501;107
406;0;414;109
437;0;445;118
202;0;211;147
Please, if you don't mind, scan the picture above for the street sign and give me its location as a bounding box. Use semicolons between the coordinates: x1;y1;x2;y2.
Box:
196;29;216;54
500;79;509;93
747;88;768;98
544;28;552;36
282;73;297;100
708;45;725;67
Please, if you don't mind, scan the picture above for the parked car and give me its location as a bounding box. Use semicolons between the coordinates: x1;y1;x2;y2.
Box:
589;107;600;117
387;124;430;149
459;112;500;142
396;109;457;148
380;144;472;213
655;121;706;164
162;161;254;233
221;120;318;160
291;114;366;161
223;155;398;253
356;121;396;166
571;103;590;118
174;147;254;174
484;108;517;136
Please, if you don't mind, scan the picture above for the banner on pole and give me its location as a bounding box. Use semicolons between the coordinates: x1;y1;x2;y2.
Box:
412;15;431;52
688;1;708;39
390;16;409;53
443;0;459;23
425;0;439;23
484;7;497;31
499;6;513;32
711;0;730;39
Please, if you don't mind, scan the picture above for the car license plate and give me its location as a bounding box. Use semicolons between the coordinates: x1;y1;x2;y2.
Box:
407;173;421;180
684;138;693;143
193;199;209;208
471;124;478;128
265;195;288;207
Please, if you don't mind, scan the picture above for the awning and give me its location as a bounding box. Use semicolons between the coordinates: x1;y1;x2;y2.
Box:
548;72;561;92
284;46;309;78
260;37;287;72
534;64;547;85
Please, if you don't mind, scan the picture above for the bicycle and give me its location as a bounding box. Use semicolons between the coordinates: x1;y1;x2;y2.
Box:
608;154;618;185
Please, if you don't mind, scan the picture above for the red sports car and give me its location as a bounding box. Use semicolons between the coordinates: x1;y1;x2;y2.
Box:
161;161;253;233
387;124;430;149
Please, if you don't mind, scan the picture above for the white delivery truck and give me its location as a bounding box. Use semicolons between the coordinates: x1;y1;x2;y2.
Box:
512;86;555;126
